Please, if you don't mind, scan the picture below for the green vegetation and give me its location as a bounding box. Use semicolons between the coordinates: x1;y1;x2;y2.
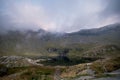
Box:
0;24;120;57
0;64;8;77
20;66;55;80
0;24;120;79
90;57;120;74
0;66;55;80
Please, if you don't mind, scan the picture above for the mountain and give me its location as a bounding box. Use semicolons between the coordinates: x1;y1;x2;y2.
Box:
66;23;120;43
0;23;120;57
70;23;120;35
0;23;120;80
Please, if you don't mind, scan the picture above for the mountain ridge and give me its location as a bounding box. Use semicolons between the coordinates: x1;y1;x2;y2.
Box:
0;23;120;56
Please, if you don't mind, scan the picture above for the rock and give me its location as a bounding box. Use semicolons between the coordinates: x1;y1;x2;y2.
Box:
0;56;42;67
77;69;95;76
75;76;94;80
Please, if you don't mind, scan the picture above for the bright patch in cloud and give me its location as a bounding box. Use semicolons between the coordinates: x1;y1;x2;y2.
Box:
0;0;120;32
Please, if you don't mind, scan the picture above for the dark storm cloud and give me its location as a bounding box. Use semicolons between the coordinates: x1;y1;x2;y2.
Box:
104;0;120;16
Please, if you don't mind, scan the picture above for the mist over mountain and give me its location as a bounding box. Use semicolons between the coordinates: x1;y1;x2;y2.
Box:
0;0;120;33
0;1;120;80
0;23;120;56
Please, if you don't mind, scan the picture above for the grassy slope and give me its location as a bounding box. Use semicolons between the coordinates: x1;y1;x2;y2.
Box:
0;66;55;80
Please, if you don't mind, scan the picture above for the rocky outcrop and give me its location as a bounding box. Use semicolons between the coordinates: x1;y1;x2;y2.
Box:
0;56;42;67
60;63;94;78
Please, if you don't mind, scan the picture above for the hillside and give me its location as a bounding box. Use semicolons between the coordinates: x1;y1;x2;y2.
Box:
0;23;120;80
0;23;120;57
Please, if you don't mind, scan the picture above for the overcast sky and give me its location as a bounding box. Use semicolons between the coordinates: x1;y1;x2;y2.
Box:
0;0;120;33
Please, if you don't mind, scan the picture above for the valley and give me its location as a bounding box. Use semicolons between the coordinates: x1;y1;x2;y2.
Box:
0;24;120;80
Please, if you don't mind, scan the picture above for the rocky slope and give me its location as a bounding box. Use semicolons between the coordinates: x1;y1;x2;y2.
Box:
0;56;42;67
60;57;120;80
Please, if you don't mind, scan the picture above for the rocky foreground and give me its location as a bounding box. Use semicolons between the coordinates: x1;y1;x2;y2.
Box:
60;56;120;80
0;56;43;67
0;56;120;80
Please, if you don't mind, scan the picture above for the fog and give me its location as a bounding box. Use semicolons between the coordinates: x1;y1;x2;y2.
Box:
0;0;120;33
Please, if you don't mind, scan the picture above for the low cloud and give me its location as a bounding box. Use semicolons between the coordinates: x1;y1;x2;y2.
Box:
0;0;120;33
